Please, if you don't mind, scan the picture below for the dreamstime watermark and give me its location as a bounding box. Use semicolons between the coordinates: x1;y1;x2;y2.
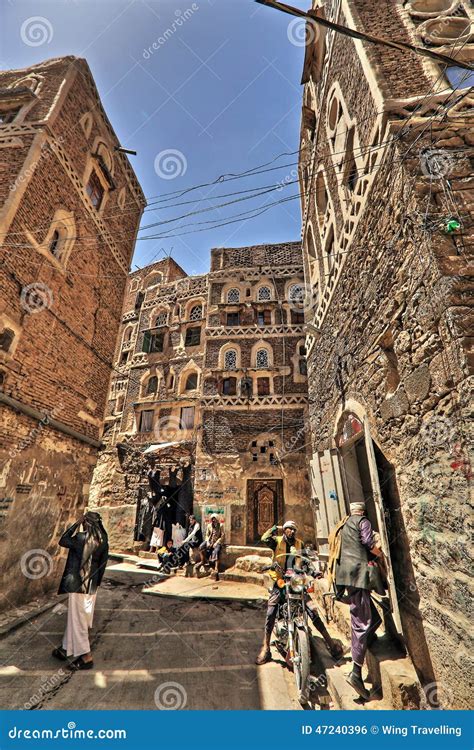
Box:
143;5;199;59
20;548;53;580
8;401;64;459
287;16;319;47
154;149;188;180
23;669;66;709
154;413;182;441
287;281;317;315
154;681;187;710
20;16;53;46
20;281;54;314
420;147;454;179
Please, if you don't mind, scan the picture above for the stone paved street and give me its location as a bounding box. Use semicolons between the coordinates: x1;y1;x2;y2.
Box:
0;567;302;711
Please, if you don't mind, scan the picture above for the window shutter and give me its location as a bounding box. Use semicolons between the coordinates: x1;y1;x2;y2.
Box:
142;330;151;353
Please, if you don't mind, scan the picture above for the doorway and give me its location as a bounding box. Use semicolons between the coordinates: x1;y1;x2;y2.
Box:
337;413;403;638
246;479;283;544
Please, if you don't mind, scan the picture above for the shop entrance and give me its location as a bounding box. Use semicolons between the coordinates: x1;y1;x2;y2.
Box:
246;479;283;544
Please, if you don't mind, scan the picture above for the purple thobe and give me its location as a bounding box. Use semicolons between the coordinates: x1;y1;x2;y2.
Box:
347;517;381;665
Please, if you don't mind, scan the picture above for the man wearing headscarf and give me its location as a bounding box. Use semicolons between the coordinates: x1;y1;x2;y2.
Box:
335;501;384;700
52;511;109;670
255;520;343;665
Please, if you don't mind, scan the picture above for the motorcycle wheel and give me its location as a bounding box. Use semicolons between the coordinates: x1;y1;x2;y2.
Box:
293;626;311;705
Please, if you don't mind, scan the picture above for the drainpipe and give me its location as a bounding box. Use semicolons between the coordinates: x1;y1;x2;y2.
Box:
0;392;102;449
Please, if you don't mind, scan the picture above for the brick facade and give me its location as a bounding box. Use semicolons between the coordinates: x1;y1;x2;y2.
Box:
0;56;145;611
89;242;314;548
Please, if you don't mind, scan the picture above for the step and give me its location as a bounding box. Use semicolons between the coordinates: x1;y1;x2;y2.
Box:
310;580;423;709
219;570;267;586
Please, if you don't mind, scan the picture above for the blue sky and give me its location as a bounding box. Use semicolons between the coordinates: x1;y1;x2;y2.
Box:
2;0;310;275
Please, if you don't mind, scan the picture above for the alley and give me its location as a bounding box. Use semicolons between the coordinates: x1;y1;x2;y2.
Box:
0;568;301;711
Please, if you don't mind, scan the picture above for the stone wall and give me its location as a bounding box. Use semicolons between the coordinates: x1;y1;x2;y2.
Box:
299;0;473;708
0;56;145;612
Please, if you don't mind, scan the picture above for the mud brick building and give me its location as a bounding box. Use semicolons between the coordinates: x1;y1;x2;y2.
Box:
298;0;473;708
0;57;145;610
89;242;314;549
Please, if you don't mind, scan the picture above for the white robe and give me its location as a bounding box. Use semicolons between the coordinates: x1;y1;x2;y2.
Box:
62;592;96;658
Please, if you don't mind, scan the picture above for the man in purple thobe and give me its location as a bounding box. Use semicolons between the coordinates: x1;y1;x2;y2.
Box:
335;501;384;700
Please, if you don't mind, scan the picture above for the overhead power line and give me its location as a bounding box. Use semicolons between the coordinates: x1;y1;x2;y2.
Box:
255;0;474;71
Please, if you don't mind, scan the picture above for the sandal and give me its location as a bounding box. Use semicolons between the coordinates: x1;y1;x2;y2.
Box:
71;656;94;670
255;649;272;665
52;646;68;661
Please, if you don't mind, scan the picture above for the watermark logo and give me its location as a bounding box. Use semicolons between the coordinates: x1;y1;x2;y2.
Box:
154;149;188;180
20;549;53;580
287;281;317;315
20;282;53;314
287;17;319;48
154;414;182;441
143;4;199;59
154;681;187;710
420;148;453;179
20;16;53;47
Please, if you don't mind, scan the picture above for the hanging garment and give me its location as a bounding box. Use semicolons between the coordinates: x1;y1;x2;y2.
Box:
172;523;186;547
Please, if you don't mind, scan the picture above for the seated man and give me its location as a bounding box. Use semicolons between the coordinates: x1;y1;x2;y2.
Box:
199;514;224;581
157;540;179;573
177;514;203;566
256;520;344;665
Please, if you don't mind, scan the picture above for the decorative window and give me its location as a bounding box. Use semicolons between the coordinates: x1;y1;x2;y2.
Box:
226;312;240;327
49;230;61;258
185;372;198;391
224;349;237;370
227;288;240;303
120;351;129;365
257;377;270;396
145;273;162;289
222;377;237;396
155;312;167;327
115;393;125;414
168;374;175;390
291;310;305;324
123;326;134;344
0;328;15;353
257;310;272;326
79;112;93;139
146;376;158;395
117;187;126;210
257;286;272;301
180;406;195;430
135;291;144;311
256;348;269;369
143;330;165;353
86;170;105;210
288;283;305;304
185;327;201;347
189;305;202;321
138;410;154;432
299;346;307;376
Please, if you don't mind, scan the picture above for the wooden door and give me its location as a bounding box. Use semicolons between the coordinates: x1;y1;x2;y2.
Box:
246;479;283;543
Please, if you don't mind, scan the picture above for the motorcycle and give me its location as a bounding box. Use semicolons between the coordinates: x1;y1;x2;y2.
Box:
265;548;322;705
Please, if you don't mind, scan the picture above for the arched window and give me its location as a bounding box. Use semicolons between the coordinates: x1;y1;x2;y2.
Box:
257;286;272;301
43;210;76;265
123;326;134;344
288;283;305;304
224;349;237;370
185;372;198;391
227;288;240;303
299;345;307;376
146;273;162;289
189;305;202;321
256;348;269;369
155;311;167;327
146;376;158;395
